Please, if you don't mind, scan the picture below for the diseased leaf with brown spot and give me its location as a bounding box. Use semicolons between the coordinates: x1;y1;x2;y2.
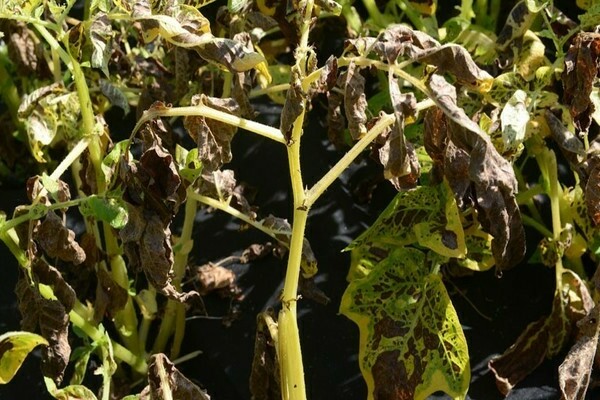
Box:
140;145;183;204
240;242;275;263
426;74;525;270
559;306;600;400
250;311;280;400
140;353;210;400
280;66;306;142
344;62;368;140
2;20;40;75
0;331;48;385
184;95;241;172
34;211;86;266
562;32;600;133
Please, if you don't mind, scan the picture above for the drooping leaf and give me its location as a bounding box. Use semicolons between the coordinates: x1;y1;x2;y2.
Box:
0;331;48;384
34;211;86;265
184;95;241;172
340;248;470;400
140;353;210;400
426;74;525;271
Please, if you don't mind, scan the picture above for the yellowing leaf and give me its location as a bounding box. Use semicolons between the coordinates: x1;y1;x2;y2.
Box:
0;331;48;384
340;248;470;400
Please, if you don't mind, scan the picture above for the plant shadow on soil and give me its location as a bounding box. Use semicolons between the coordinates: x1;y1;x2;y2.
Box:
1;103;600;400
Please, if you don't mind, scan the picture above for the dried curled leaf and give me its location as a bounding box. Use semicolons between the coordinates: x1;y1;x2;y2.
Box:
250;311;280;400
94;267;128;321
184;95;241;172
196;263;236;295
280;66;306;142
133;0;264;72
34;211;86;266
141;353;210;400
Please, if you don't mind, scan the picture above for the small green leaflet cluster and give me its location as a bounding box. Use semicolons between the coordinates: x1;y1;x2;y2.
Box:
341;184;471;400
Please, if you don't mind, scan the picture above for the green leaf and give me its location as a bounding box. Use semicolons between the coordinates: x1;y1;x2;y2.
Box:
79;195;129;229
340;248;470;400
45;377;99;400
101;140;130;186
0;331;48;384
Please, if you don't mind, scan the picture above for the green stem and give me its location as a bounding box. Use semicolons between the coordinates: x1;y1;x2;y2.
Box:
521;214;553;238
306;114;396;207
132;105;286;145
153;188;197;355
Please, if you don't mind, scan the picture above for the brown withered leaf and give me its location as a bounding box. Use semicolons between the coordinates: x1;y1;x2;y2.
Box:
31;260;76;312
34;211;86;266
139;144;183;206
378;75;419;190
423;107;448;183
344;62;368;140
585;163;600;226
184;95;241;172
250;311;280;400
26;175;71;205
312;56;338;95
280;66;306;143
196;263;236;296
139;213;198;304
39;298;70;384
3;20;40;75
427;74;525;270
326;89;346;149
15;273;71;384
562;33;600;133
559;306;600;400
141;353;210;400
360;25;492;88
299;276;330;305
94;267;128;321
